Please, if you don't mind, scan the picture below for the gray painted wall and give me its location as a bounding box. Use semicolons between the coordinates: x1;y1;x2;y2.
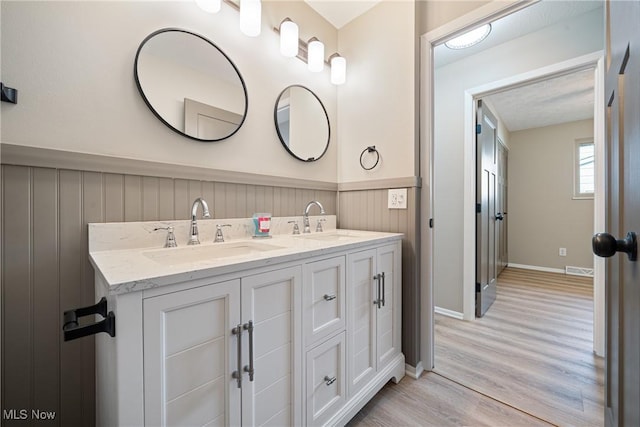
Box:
338;187;420;366
1;163;336;425
508;119;594;270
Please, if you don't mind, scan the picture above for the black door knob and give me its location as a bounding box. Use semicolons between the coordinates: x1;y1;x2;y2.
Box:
592;231;637;261
496;213;504;221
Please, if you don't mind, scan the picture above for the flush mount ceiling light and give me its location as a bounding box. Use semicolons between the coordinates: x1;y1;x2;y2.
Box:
195;0;221;13
330;53;346;85
445;24;492;49
240;0;262;37
279;18;299;57
307;37;325;72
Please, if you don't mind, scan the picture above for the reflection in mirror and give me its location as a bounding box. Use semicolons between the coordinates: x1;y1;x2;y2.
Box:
275;85;330;162
135;28;248;142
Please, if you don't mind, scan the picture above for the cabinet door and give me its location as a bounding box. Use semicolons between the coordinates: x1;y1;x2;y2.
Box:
376;242;402;368
303;256;346;347
346;249;377;397
143;279;241;427
306;332;346;426
241;266;302;426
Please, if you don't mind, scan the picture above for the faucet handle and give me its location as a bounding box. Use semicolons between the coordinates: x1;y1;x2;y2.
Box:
288;220;300;235
214;224;232;243
316;218;326;233
154;226;178;248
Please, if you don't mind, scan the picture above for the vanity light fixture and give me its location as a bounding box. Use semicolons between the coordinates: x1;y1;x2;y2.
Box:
307;37;325;72
240;0;262;37
445;23;491;49
279;18;299;57
195;0;221;13
329;53;346;85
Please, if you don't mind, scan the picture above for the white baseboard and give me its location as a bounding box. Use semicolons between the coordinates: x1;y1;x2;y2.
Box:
434;306;464;320
405;361;424;379
508;263;565;274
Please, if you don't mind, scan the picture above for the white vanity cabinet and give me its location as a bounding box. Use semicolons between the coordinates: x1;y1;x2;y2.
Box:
346;242;402;398
239;266;303;426
98;265;302;427
92;225;403;427
302;256;347;426
143;279;242;426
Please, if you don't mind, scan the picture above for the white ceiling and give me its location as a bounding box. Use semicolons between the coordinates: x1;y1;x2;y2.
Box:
484;69;595;132
434;1;603;68
304;0;381;29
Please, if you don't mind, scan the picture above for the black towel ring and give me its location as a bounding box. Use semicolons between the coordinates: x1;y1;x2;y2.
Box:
360;146;380;170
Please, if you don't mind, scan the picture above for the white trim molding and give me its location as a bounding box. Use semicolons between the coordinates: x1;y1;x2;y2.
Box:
434;306;465;320
405;362;425;379
337;176;421;192
508;263;565;274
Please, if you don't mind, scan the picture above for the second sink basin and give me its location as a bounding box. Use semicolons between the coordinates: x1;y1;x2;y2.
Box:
143;241;285;266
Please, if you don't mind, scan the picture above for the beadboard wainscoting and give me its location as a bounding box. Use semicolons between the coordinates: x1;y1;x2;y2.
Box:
337;181;421;367
1;158;337;426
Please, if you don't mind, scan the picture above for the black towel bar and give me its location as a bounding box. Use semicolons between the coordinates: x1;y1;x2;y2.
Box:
63;297;116;341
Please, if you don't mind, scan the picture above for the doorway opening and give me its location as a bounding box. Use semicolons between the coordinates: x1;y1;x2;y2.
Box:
420;0;605;424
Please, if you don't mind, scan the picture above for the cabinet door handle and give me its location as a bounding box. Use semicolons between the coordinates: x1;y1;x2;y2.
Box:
381;272;386;307
324;375;337;386
372;274;380;307
231;324;243;388
323;294;337;301
243;321;255;382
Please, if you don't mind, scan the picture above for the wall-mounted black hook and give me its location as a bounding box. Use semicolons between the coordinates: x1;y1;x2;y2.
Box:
1;83;18;104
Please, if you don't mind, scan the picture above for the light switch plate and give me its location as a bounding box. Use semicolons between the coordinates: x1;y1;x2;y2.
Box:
388;188;407;209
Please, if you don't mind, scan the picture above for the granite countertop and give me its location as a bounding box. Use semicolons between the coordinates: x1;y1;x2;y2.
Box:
89;217;402;295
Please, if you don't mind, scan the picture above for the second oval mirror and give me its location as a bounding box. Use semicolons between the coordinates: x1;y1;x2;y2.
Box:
135;28;248;142
274;85;330;162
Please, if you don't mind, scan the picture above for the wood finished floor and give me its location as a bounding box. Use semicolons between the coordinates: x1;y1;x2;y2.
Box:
348;267;604;427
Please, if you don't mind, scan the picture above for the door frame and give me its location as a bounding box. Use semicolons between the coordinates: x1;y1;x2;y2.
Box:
419;0;605;370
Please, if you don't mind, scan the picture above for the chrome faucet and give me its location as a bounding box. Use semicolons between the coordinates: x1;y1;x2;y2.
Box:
188;198;211;245
303;200;326;233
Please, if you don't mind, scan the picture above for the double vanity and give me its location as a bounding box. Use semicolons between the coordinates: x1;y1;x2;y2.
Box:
90;212;404;426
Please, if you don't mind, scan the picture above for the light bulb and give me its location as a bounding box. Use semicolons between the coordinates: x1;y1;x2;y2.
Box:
307;38;324;72
280;19;299;58
195;0;221;13
330;54;346;85
240;0;262;37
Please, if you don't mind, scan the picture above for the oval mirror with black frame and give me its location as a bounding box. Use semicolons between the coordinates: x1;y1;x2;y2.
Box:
274;85;330;162
134;28;248;142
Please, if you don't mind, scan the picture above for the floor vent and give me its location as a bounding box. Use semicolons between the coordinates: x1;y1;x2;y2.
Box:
565;266;594;277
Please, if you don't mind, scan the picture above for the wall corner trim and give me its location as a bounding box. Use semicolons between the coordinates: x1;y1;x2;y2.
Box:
405;362;424;379
338;176;421;192
0;143;338;191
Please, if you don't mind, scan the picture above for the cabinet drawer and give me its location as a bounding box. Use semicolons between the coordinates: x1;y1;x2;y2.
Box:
305;332;346;426
303;256;346;347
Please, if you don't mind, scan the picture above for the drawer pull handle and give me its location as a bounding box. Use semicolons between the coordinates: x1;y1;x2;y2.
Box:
324;375;337;386
323;294;337;301
373;274;381;308
243;321;255;382
231;324;243;388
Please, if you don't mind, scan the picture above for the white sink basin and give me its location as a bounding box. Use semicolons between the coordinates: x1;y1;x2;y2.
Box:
143;241;285;266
